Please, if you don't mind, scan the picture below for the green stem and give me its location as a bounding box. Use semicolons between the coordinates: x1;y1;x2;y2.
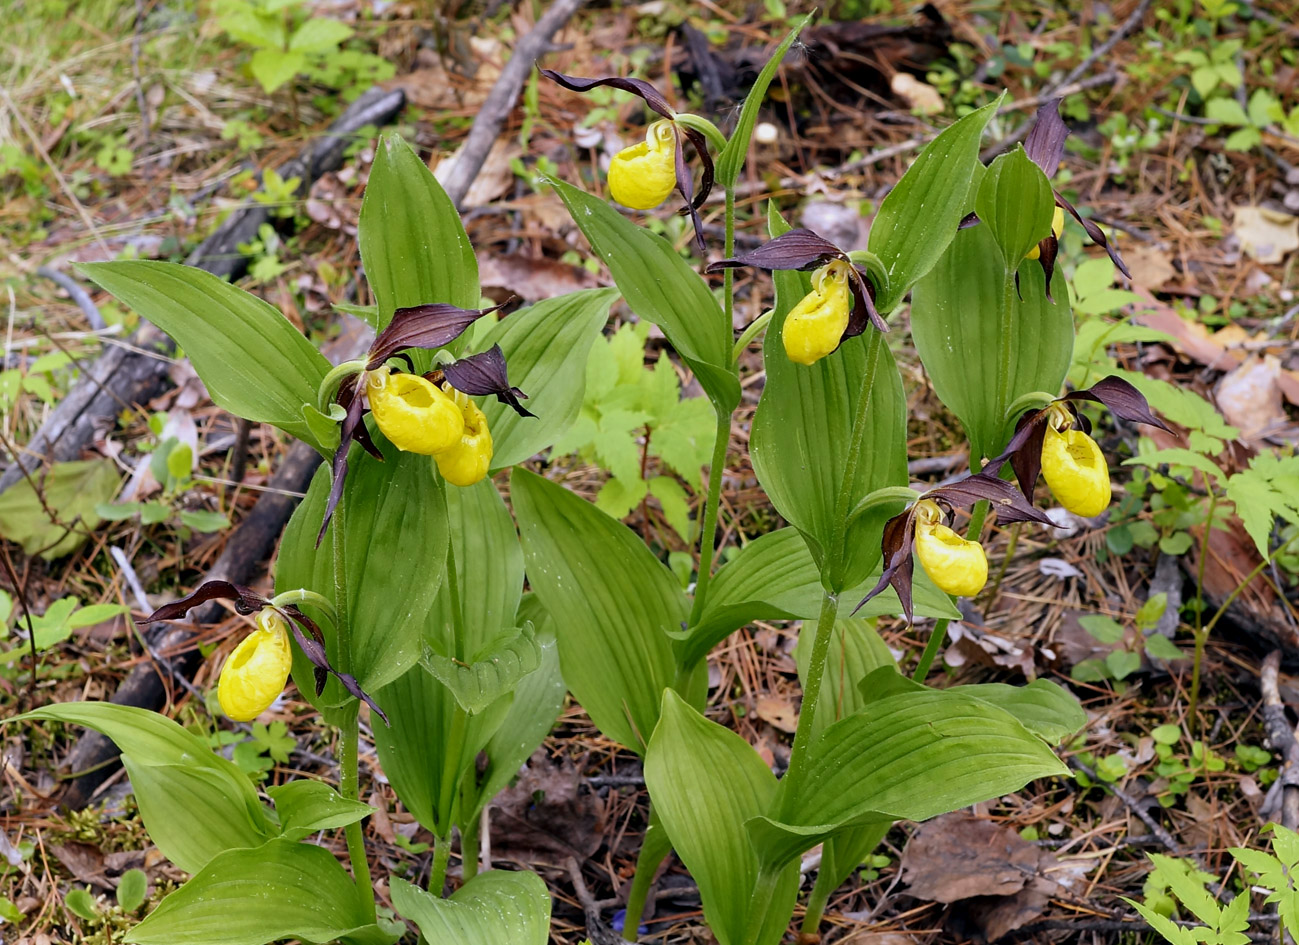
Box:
621;806;670;942
330;498;376;921
913;500;988;682
801;865;837;937
984;522;1021;605
741;867;782;945
782;330;885;818
731;310;772;364
428;833;451;896
687;411;731;626
460;811;480;883
1188;491;1218;722
995;269;1016;430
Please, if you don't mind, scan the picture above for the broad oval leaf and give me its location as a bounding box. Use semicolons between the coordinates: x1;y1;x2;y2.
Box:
682;528;958;665
911;220;1073;461
511;467;683;754
751;688;1070;868
10;703;271;874
125;838;390;945
867;95;1002;313
389;871;550;945
80;261;329;447
267;780;375;842
424;624;541;715
276;435;449;711
974;146;1054;265
715;15;811;188
551;179;739;412
645;691;799;945
751;206;907;592
359;133;479;331
479;287;617;470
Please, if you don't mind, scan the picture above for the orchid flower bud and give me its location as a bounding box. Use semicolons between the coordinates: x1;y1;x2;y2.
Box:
912;500;988;598
1040;414;1111;517
218;609;293;722
782;259;853;366
1026;206;1066;260
368;367;464;455
608;120;678;210
434;389;493;487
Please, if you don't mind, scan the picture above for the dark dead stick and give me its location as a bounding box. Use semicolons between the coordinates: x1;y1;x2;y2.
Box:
564;856;623;945
438;0;589;207
1259;651;1299;830
1070;759;1188;856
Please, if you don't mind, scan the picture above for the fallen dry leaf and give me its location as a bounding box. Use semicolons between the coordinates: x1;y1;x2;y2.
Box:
489;750;605;863
477;252;599;302
1233;205;1299;263
1216;355;1287;440
891;72;944;115
435;138;521;208
1125;244;1176;289
755;694;799;733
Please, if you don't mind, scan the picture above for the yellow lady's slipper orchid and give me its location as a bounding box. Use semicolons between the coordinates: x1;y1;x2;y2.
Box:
1026;206;1066;260
434;389;493;487
912;499;988;598
608;120;678;210
782;260;853;366
368;368;464;455
1040;421;1111;517
218;609;293;722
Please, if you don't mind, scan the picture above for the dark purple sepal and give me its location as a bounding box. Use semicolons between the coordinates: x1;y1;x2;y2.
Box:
845;265;888;335
1036;234;1059;302
368;302;505;367
317;393;368;547
852;508;918;623
1023;99;1068;178
705;228;843;274
442;344;535;418
538;69;676;120
1055;193;1130;279
143;581;268;623
989;410;1050;503
673;128;706;252
930;472;1054;526
1063;375;1171;432
281;608;388;725
958;211;981;230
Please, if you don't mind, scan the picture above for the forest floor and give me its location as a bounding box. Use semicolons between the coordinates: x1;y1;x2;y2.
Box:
2;0;1299;942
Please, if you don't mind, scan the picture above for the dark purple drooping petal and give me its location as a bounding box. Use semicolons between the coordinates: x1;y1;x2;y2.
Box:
281;610;389;725
143;581;268;623
538;69;676;120
1055;192;1131;279
335;378;383;461
958;211;982;230
852;508;918;622
317;393;368;547
845;265;888;336
705;227;843;274
988;409;1051;502
930;472;1053;526
673;126;706;252
1023;99;1069;179
442;345;535;418
1062;375;1171;432
368;302;505;367
1037;233;1059;302
680;125;715;212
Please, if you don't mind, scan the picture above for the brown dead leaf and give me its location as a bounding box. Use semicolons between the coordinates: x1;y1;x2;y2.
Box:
1233;205;1299;263
51;842;108;889
901;812;1039;901
890;73;944;115
477;252;598;302
489;750;605;863
1216;355;1287;440
755;695;798;734
1125;244;1176;289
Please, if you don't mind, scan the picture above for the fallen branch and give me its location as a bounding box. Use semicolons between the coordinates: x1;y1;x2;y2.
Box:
1259;650;1299;830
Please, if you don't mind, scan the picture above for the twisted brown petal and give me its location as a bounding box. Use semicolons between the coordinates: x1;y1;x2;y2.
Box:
442;344;535;418
143;581;268;623
538;69;676;120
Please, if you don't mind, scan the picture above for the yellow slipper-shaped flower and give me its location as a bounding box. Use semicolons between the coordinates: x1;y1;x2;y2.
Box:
912;500;988;598
782;260;853;366
1041;423;1111;517
218;609;293;722
435;391;493;487
368;368;464;455
608;120;678;210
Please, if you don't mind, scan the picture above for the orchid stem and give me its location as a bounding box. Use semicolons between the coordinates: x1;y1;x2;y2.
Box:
330;497;376;921
429;833;451;896
781;328;883;823
621;806;669;942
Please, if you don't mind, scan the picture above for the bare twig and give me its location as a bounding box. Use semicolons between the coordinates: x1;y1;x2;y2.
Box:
131;0;151;143
0;543;38;702
1259;651;1299;830
440;0;589;207
35;267;105;331
564;856;623;945
1071;759;1188;856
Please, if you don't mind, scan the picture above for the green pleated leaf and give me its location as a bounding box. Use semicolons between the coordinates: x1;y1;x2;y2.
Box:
857;668;1086;746
867;95;1002;313
750;688;1069;868
80;261;329;447
359;133;479;331
715;15;811;188
125;839;391;945
974;146;1055;265
9;703;271;874
276;436;449;712
0;458;120;559
267;780;374;842
680;527;957;665
475;287;616;470
424;623;541;715
389;871;551;945
512;467;683;753
551;179;739;413
751;206;908;592
910;217;1074;461
645;691;799;945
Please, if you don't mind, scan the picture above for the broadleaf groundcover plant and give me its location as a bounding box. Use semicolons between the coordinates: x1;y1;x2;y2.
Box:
7;23;1171;945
